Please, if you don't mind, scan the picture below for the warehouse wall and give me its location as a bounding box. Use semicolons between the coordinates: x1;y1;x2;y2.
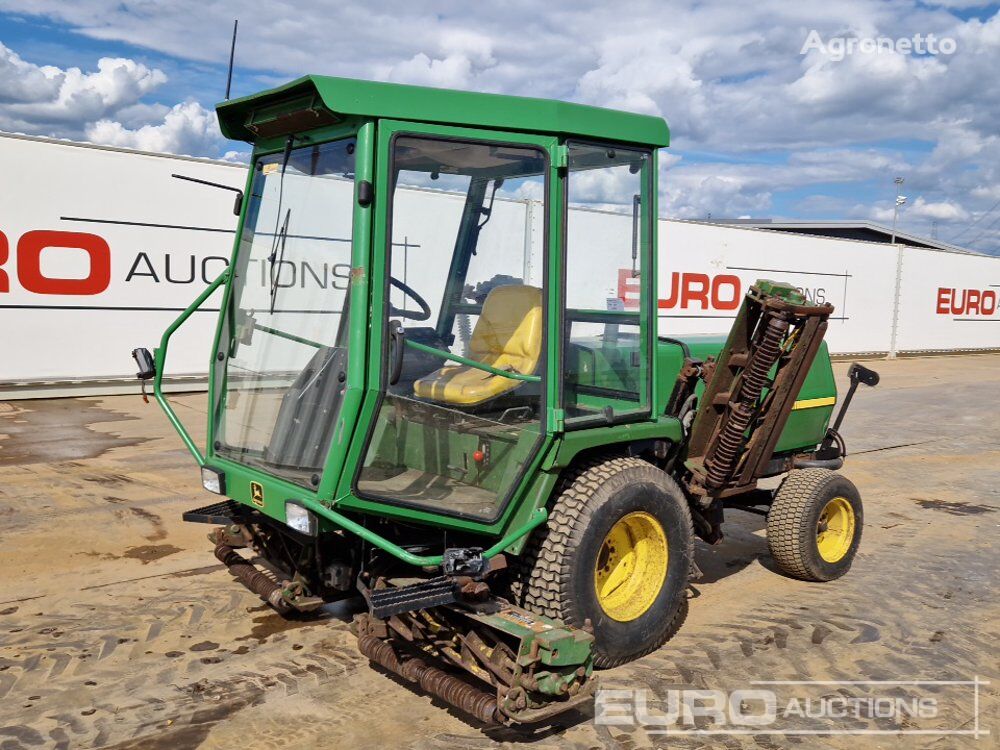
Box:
1;133;997;396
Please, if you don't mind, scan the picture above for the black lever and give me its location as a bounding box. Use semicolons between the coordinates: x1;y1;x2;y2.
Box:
831;363;879;433
388;321;405;386
847;362;880;388
821;362;880;453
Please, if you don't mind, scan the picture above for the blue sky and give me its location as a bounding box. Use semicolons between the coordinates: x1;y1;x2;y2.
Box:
1;0;998;253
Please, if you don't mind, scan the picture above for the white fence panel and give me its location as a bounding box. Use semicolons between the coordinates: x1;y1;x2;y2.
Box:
0;134;244;383
653;220;899;354
2;134;999;396
894;247;1000;352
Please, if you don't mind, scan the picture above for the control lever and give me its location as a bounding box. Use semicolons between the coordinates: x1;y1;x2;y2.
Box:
831;363;879;434
820;362;880;454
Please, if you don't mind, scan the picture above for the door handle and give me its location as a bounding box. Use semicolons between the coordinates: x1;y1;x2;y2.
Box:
388;321;405;386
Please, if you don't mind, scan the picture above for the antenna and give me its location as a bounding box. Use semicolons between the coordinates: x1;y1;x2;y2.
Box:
225;19;239;100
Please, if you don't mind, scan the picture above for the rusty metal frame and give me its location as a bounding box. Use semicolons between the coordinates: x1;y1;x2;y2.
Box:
684;283;834;500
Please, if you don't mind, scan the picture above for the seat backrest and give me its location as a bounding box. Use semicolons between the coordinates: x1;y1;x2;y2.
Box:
469;285;543;374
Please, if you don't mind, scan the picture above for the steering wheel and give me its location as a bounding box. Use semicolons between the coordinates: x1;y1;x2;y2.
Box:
389;276;432;321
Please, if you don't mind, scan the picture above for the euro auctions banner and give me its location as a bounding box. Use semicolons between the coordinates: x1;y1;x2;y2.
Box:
894;247;1000;352
652;221;1000;354
1;133;998;389
611;218;900;354
0;133;243;383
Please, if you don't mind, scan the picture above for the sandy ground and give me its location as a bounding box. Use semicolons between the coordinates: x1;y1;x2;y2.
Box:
0;355;997;749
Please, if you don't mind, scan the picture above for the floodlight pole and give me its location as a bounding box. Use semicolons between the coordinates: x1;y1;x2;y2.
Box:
890;176;904;244
888;176;905;359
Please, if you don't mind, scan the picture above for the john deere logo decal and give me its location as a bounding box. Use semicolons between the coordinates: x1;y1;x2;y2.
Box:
250;481;265;508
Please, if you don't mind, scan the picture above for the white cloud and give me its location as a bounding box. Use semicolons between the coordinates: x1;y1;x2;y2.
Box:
870;196;970;223
85;100;224;156
908;197;970;221
385;52;477;88
922;0;996;8
0;41;63;103
0;50;165;128
382;29;497;88
0;42;171;148
0;1;998;250
220;149;250;164
0;41;232;157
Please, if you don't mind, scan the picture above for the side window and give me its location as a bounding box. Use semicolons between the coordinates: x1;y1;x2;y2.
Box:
563;143;651;424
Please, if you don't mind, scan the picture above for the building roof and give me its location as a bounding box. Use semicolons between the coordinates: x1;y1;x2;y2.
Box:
216;75;670;148
706;219;978;255
0;129;244;167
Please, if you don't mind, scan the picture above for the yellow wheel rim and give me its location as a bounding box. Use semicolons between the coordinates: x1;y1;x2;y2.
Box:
816;497;856;563
594;511;668;622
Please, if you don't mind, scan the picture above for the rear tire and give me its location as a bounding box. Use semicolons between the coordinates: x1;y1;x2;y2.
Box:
766;469;863;582
509;456;693;668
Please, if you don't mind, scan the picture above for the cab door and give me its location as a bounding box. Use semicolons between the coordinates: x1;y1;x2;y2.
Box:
337;120;559;527
560;142;658;427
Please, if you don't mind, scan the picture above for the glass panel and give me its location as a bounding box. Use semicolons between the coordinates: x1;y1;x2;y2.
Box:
565;318;643;418
564;143;650;424
357;136;546;520
214;138;356;486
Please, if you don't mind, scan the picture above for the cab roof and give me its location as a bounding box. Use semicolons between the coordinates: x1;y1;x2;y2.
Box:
216;75;669;148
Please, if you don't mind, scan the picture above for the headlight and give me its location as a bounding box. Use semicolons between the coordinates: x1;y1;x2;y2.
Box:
285;501;317;536
201;466;226;494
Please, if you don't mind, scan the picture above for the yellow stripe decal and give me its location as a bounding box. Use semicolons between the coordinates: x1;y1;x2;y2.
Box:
791;396;837;410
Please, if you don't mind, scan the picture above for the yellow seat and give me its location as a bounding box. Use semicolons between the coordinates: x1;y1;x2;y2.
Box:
414;285;542;406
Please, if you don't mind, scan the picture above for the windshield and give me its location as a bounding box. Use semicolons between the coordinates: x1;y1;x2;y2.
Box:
213;137;356;486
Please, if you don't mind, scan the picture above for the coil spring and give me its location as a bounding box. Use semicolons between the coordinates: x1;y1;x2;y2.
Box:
457;313;472;356
705;315;789;489
214;542;290;612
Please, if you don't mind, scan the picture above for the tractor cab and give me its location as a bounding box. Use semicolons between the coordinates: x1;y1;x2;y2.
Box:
204;76;666;528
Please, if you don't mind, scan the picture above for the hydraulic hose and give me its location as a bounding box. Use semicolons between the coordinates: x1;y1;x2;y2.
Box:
792;457;844;470
658;336;692;359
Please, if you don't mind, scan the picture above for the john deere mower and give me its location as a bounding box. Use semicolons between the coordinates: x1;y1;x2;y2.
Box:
133;75;877;725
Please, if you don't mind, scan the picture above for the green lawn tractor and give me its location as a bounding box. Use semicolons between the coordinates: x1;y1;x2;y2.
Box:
134;75;878;726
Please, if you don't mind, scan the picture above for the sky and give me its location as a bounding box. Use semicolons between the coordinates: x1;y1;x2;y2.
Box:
0;1;999;254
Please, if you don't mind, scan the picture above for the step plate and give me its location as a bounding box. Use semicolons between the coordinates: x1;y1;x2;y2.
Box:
369;578;458;619
182;498;253;525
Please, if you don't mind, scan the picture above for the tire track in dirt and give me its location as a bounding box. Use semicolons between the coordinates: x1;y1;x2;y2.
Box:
0;568;368;750
563;516;999;749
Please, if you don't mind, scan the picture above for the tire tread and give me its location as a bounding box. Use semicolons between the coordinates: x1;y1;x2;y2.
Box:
767;468;847;581
510;455;693;668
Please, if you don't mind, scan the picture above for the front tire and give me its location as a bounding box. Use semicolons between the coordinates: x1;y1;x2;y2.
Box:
766;469;863;582
510;456;694;668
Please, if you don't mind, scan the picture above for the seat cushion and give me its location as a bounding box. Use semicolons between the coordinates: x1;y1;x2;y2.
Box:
413;285;542;406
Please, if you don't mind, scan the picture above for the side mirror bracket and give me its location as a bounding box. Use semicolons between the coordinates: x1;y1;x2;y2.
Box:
172;173;244;216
